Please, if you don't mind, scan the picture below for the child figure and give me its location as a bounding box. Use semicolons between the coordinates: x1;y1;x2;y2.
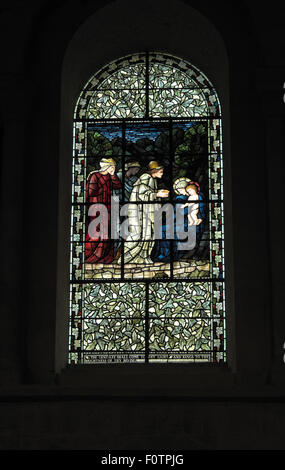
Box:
182;183;203;226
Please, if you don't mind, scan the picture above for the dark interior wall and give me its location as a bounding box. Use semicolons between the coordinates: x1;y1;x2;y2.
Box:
0;0;285;450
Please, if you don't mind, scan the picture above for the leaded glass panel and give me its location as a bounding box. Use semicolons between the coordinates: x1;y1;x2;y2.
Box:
69;52;225;364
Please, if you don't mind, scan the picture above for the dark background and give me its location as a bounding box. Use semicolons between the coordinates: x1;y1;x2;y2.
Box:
0;0;285;450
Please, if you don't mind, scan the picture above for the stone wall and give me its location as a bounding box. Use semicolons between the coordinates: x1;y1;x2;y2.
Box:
0;0;285;449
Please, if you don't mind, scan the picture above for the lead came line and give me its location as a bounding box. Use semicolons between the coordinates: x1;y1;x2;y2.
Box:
145;51;150;119
145;282;150;363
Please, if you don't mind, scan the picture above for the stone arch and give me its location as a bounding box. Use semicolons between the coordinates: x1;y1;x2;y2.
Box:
56;0;233;376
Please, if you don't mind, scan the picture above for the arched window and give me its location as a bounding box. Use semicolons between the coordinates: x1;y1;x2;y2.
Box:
69;52;225;364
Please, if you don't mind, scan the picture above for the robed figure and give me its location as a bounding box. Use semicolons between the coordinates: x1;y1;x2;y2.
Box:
85;157;121;264
113;161;141;257
124;161;168;264
150;193;189;263
116;161;141;202
151;178;205;262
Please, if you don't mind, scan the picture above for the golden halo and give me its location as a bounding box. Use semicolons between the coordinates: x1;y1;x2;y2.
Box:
173;177;191;194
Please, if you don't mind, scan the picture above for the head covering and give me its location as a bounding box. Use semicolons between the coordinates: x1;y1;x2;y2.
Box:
99;157;116;171
148;161;163;171
125;161;141;170
173;177;191;194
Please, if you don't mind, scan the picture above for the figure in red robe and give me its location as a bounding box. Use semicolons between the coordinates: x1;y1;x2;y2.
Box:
85;157;121;263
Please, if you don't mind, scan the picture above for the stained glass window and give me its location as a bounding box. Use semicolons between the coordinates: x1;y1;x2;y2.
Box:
70;52;225;364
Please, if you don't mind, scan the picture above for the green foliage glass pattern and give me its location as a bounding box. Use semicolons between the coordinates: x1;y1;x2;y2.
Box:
149;63;199;88
149;88;208;117
84;283;145;318
149;318;211;352
89;90;146;119
83;318;145;352
149;282;211;318
75;52;220;120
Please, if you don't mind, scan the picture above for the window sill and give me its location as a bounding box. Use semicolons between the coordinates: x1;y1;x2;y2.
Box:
56;363;234;396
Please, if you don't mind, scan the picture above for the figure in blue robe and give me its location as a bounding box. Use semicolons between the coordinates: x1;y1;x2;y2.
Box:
151;193;206;263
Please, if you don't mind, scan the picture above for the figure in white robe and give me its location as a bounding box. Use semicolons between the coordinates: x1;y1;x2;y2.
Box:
124;161;168;264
